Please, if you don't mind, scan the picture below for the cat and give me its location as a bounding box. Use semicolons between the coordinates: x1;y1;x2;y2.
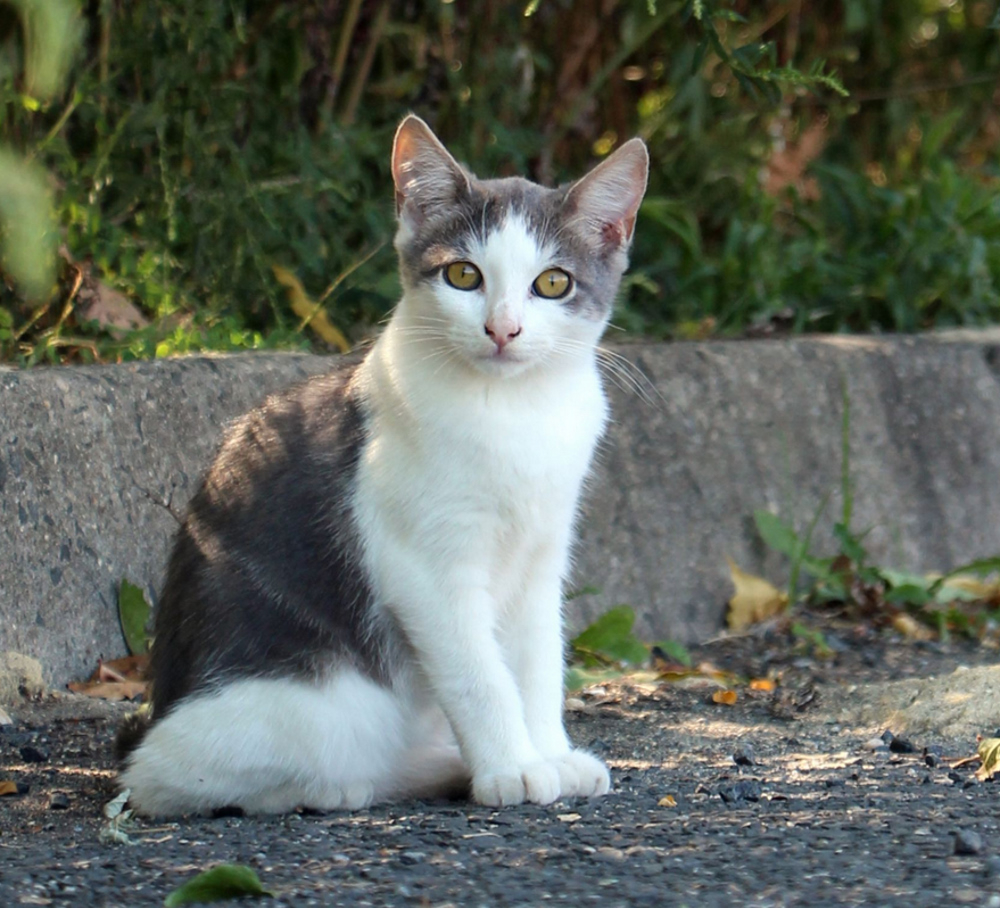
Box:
116;114;649;815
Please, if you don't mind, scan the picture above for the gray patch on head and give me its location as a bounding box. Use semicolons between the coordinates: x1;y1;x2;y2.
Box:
396;170;632;322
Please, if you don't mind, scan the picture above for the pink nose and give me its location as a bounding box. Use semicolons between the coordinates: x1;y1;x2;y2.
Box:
484;320;522;350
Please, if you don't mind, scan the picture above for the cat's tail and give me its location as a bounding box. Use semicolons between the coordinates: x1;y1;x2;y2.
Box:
113;708;152;764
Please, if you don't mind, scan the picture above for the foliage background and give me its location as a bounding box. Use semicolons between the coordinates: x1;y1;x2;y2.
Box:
1;0;999;364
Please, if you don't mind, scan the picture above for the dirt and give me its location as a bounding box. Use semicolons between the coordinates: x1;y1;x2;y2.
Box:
2;625;1000;908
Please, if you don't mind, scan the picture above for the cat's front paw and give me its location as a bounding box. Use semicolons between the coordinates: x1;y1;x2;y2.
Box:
550;750;611;798
472;760;561;807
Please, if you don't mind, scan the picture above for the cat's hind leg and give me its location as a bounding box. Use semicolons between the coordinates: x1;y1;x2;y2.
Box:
119;669;461;815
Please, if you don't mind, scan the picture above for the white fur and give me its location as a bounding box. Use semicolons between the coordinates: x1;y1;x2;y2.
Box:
351;212;611;807
123;192;620;816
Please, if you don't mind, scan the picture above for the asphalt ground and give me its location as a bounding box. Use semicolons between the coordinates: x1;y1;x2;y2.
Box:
2;631;999;908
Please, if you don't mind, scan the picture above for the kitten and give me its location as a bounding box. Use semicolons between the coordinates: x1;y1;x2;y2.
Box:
117;115;648;815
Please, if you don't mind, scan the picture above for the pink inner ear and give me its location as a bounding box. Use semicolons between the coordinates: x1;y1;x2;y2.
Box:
602;221;624;248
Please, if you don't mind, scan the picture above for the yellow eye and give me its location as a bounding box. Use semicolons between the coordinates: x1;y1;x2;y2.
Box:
444;261;483;291
533;268;572;299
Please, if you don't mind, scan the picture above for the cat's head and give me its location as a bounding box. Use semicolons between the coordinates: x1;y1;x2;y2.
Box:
391;115;648;377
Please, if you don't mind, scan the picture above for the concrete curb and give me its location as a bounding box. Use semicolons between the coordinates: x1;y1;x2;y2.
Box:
3;332;1000;687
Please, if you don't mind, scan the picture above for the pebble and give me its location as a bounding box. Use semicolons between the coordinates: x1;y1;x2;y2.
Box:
718;779;762;804
47;792;70;811
399;851;426;865
19;745;49;764
0;706;12;726
953;829;984;856
888;736;916;754
733;743;755;767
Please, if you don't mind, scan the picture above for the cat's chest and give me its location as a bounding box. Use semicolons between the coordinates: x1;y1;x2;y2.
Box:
361;371;604;519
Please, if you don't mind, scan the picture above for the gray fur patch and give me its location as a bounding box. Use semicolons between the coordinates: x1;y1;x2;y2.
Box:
148;360;398;719
397;173;629;321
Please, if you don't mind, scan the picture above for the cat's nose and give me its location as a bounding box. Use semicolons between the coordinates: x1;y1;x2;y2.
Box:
484;320;522;351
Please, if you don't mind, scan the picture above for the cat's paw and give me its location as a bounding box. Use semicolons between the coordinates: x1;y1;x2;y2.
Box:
472;760;561;807
550;750;611;798
307;780;375;812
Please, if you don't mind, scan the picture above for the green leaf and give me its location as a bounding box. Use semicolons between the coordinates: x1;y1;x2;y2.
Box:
164;865;272;907
929;556;1000;594
833;522;868;565
753;510;802;558
564;665;628;692
118;579;151;656
653;639;692;667
570;606;649;666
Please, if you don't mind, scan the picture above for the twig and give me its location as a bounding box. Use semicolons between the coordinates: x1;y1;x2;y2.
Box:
341;0;391;127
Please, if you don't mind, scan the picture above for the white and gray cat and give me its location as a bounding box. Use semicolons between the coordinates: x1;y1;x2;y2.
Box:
117;115;649;815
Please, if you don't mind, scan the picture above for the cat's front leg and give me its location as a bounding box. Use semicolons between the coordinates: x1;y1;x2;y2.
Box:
506;560;611;800
384;561;568;807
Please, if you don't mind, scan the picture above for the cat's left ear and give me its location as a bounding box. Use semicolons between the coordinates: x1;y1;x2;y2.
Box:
392;114;471;223
565;138;649;250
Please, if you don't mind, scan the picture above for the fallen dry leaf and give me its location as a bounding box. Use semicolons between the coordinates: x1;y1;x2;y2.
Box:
726;558;789;631
750;678;776;692
712;689;738;706
0;780;21;796
943;575;1000;604
60;248;148;335
657;794;677;808
97;654;149;682
976;737;1000;781
273;264;351;352
763;117;826;201
891;613;934;641
66;679;146;701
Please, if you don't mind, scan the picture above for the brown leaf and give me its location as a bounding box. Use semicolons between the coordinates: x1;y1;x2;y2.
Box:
763;117;826;201
95;654;149;683
657;794;677;808
726;558;789;631
712;689;738;706
66;679;147;701
750;678;776;692
976;737;1000;781
891;613;934;641
0;780;21;796
272;264;351;352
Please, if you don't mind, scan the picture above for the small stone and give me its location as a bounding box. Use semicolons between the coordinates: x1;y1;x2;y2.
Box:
889;736;916;754
719;779;762;804
924;752;939;768
0;706;13;726
984;856;1000;878
48;792;70;810
19;745;49;764
953;829;984;856
399;851;426;865
880;729;895;745
733;743;755;767
864;737;888;752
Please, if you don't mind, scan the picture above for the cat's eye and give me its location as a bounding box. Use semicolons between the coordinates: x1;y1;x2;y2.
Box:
533;268;572;299
444;261;483;291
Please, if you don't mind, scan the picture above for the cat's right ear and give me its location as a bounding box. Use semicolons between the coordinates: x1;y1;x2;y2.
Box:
392;115;470;224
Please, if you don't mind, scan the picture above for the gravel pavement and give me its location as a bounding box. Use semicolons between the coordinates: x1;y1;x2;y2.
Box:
2;636;1000;908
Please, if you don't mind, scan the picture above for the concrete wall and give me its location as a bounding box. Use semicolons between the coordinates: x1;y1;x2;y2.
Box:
3;332;1000;685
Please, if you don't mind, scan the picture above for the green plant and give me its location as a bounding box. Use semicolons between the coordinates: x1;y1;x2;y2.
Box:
752;387;1000;638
